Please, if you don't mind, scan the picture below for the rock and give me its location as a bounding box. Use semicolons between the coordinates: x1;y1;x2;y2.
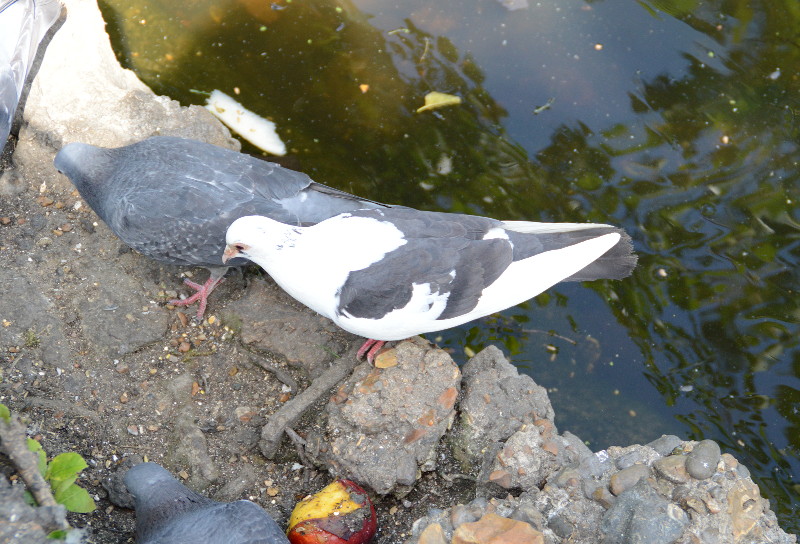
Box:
481;426;560;491
653;454;690;484
646;435;683;457
325;339;460;494
418;522;449;544
0;474;71;544
600;479;689;544
727;479;764;541
225;278;345;378
103;456;143;509
451;504;480;529
172;413;220;489
609;464;651;496
452;346;554;471
685;439;721;480
451;513;544;544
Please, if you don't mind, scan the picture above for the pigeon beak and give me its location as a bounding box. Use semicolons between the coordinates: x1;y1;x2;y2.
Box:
222;245;239;264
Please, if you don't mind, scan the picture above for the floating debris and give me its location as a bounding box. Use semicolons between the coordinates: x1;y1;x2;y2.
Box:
416;91;462;113
496;0;529;10
205;89;287;155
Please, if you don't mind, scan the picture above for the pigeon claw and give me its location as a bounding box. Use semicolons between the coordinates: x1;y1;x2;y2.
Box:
169;276;225;319
356;339;387;365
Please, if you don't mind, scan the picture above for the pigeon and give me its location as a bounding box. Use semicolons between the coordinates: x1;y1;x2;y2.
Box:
1;0;62;153
124;462;289;544
223;207;637;361
54;136;387;317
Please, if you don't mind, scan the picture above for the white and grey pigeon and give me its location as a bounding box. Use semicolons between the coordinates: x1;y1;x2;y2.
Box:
54;136;387;317
124;462;290;544
1;0;62;153
223;207;638;362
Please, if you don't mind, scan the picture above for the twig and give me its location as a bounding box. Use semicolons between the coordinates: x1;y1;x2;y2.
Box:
0;413;61;513
250;358;298;393
285;427;314;468
259;352;359;458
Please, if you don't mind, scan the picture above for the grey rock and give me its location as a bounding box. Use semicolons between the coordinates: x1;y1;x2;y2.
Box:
653;454;690;484
452;345;554;471
609;464;651;496
685;440;721;480
645;435;683;457
125;463;289;544
325;339;460;495
482;425;560;490
103;455;143;509
450;504;479;530
601;479;688;544
173;413;220;489
736;462;750;480
548;513;575;539
0;474;70;544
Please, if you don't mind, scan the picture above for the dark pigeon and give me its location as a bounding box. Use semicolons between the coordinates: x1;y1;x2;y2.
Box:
54;136;387;317
224;207;638;361
124;462;289;544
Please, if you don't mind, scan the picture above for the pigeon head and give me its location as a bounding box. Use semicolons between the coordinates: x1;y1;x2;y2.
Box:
224;215;296;264
54;142;116;217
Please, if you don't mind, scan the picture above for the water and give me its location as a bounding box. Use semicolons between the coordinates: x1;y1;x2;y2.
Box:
98;0;800;530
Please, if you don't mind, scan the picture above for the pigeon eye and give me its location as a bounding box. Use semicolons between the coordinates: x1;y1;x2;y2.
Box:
234;243;246;252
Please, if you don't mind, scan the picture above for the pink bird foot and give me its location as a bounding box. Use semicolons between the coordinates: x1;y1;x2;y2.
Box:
169;276;225;319
356;339;387;365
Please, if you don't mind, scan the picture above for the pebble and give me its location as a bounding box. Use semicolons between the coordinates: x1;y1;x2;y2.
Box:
646;434;683;457
653;454;690;484
450;504;479;529
685;440;721;480
601;480;689;544
452;513;543;544
418;523;448;544
610;464;651;496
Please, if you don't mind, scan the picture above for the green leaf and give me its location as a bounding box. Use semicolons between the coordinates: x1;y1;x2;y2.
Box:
47;529;68;539
0;403;10;422
26;438;47;477
46;452;87;482
54;484;96;513
51;475;78;497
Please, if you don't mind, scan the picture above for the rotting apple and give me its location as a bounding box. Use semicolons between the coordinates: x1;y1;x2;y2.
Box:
287;479;377;544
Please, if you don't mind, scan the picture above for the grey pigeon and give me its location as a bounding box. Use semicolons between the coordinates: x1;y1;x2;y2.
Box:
1;0;62;153
54;136;387;317
124;462;289;544
224;207;637;361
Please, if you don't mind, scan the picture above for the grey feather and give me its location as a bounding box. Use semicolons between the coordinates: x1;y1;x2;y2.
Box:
336;208;637;321
124;463;289;544
54;136;387;268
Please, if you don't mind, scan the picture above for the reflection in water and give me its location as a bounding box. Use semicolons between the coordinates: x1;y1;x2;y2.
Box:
99;0;799;529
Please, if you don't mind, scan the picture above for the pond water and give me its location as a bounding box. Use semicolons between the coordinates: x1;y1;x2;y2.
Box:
98;0;800;530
